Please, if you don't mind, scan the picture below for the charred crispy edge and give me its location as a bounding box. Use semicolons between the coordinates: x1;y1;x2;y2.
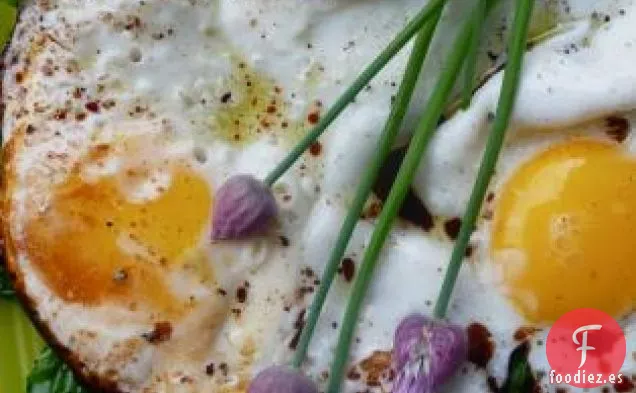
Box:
1;4;122;391
1;128;123;393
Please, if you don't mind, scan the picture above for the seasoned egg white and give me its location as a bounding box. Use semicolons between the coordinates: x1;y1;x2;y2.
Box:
2;1;636;393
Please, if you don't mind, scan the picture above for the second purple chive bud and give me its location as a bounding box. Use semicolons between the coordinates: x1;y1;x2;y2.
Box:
392;314;467;393
248;366;318;393
212;175;278;240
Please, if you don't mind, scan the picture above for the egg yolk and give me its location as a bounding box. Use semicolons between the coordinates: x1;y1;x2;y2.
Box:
492;140;636;323
24;164;212;316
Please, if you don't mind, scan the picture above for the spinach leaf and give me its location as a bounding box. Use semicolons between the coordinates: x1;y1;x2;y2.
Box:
501;342;535;393
27;347;89;393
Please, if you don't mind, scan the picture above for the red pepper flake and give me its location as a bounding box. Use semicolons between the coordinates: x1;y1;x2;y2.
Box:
142;321;172;344
466;323;494;368
220;92;232;104
218;363;228;377
465;244;475;258
15;71;24;84
266;105;277;114
72;87;83;99
307;111;320;125
205;363;215;376
289;330;302;350
236;285;248;303
85;101;100;113
444;217;462;240
288;309;306;350
309;141;322;156
75;112;87;121
339;258;356;282
53;109;68;121
614;378;635;393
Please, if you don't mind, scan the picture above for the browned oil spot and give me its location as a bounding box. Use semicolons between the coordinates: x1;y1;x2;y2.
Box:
309;141;322;156
466;323;494;368
614;378;635;392
359;351;392;388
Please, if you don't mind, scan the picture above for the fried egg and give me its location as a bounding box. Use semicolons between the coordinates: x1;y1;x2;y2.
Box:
2;1;636;393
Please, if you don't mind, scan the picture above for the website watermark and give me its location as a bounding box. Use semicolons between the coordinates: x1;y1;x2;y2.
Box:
546;308;626;389
548;370;624;386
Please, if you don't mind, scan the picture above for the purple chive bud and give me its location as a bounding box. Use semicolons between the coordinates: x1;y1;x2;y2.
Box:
248;366;318;393
392;314;467;393
212;175;278;240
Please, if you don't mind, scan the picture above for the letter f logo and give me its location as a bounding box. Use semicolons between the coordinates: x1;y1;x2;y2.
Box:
572;325;602;368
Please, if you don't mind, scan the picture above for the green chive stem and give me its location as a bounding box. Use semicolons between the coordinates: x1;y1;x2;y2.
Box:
263;0;447;187
290;8;444;369
433;0;535;319
461;0;488;109
324;3;490;390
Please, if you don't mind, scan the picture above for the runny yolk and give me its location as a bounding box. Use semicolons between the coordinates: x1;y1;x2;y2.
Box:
492;139;636;324
24;167;212;316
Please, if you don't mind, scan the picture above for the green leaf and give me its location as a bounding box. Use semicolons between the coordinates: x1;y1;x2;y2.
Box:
501;343;535;393
0;0;17;53
27;348;88;393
